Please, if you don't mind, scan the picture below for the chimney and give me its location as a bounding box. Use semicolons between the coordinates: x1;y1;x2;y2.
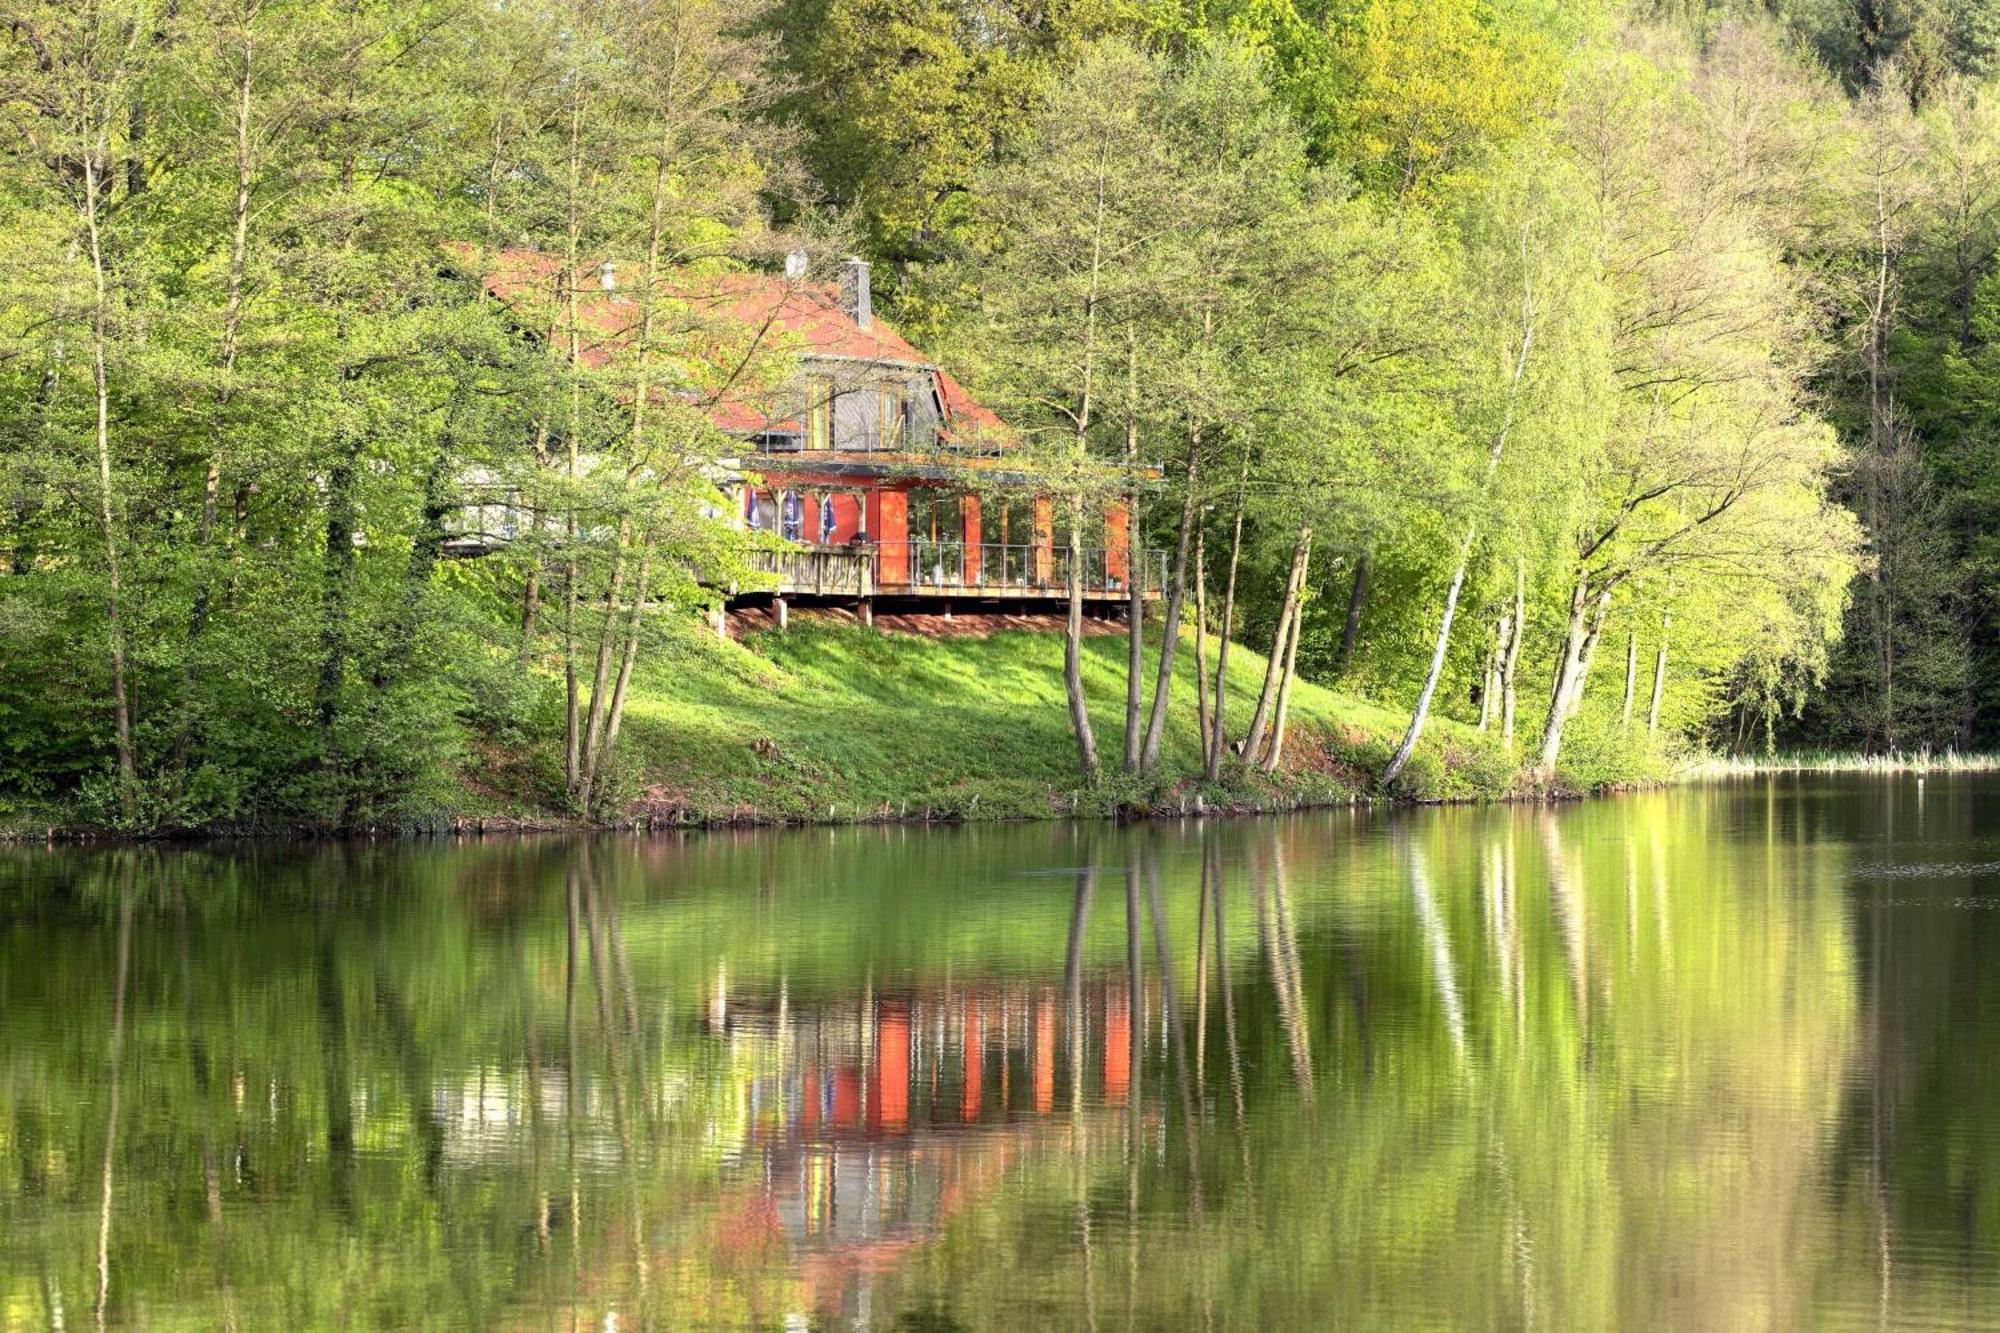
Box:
842;257;871;329
784;249;810;279
598;260;617;292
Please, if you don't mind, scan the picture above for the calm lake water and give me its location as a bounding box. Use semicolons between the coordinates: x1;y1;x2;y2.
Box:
5;777;2000;1330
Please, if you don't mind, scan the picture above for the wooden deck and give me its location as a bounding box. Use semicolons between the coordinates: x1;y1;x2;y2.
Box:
745;542;1165;602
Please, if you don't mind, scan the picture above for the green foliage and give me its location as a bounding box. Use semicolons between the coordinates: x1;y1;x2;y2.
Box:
10;0;1988;829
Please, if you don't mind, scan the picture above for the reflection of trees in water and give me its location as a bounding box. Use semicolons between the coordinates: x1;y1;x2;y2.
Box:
6;790;1974;1329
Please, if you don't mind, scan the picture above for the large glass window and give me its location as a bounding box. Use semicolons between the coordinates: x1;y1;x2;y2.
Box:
906;491;964;587
1052;504;1110;590
983;502;1032;586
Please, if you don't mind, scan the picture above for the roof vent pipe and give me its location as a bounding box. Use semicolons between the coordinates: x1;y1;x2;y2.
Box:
842;257;871;329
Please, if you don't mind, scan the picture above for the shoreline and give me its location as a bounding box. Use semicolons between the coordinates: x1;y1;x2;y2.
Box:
15;758;1994;847
2;776;1613;846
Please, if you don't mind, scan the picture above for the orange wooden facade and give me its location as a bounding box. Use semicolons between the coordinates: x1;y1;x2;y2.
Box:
742;469;1132;592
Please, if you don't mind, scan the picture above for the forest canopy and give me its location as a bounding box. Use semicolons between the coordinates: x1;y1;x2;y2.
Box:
0;0;1988;829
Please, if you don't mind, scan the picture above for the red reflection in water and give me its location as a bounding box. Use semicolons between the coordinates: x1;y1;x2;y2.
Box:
1104;992;1131;1104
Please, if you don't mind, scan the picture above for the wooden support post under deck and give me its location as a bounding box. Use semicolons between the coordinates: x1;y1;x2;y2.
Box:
712;606;728;641
859;598;874;628
775;596;789;631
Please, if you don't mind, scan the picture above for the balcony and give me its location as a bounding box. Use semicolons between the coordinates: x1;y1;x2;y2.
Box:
755;425;941;455
745;541;1167;602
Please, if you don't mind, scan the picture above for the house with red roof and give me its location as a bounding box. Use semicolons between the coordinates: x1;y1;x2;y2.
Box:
474;248;1160;622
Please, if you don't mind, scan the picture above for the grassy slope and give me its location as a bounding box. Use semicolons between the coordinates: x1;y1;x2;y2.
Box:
568;617;1516;825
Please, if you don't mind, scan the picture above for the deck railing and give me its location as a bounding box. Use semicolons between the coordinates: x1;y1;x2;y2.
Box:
748;542;1166;599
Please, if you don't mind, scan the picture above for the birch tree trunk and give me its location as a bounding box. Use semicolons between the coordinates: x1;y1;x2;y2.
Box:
1381;220;1538;788
187;7;257;654
1057;139;1111;782
1065;498;1100;781
82;140;138;819
1478;615;1508;732
588;541;653;809
1243;525;1310;766
1122;338;1145;773
1501;559;1524;752
578;114;682;810
1647;612;1671;737
1139;437;1201;772
1536;579;1591;774
1537;584;1612;775
1193;526;1211;764
1204;464;1249;781
575;529;630;807
1380;544;1471;788
1262;587;1307;774
560;84;586;795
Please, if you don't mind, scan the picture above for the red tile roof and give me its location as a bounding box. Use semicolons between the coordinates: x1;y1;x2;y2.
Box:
469;247;1006;442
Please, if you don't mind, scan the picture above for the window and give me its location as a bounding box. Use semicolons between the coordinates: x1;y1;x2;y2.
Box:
806;375;833;451
878;385;906;451
906;491;964;586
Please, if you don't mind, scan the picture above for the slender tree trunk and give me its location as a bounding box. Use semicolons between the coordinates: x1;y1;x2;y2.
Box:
1140;439;1201;772
313;21;371;819
179;17;258;769
580;131;680;809
1263;585;1308;774
1537;583;1611;775
1204;455;1249;781
1122;337;1145;773
1380;537;1472;788
575;525;630;803
1501;558;1525;752
83;147;138;819
1570;593;1612;714
1244;525;1310;766
1381;219;1537;788
1053;139;1112;783
314;436;360;745
560;83;586;795
585;542;652;811
519;561;541;665
1335;552;1368;679
1620;629;1637;732
1065;499;1100;781
1865;175;1898;751
1647;613;1670;738
1540;579;1591;752
1478;615;1507;732
1193;526;1211;763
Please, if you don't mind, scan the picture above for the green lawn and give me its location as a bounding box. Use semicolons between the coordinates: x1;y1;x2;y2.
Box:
555;614;1517;825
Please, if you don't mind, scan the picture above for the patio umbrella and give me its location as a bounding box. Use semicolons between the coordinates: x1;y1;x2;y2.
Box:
819;493;836;543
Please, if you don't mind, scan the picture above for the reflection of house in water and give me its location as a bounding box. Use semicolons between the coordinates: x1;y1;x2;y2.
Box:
711;976;1145;1322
